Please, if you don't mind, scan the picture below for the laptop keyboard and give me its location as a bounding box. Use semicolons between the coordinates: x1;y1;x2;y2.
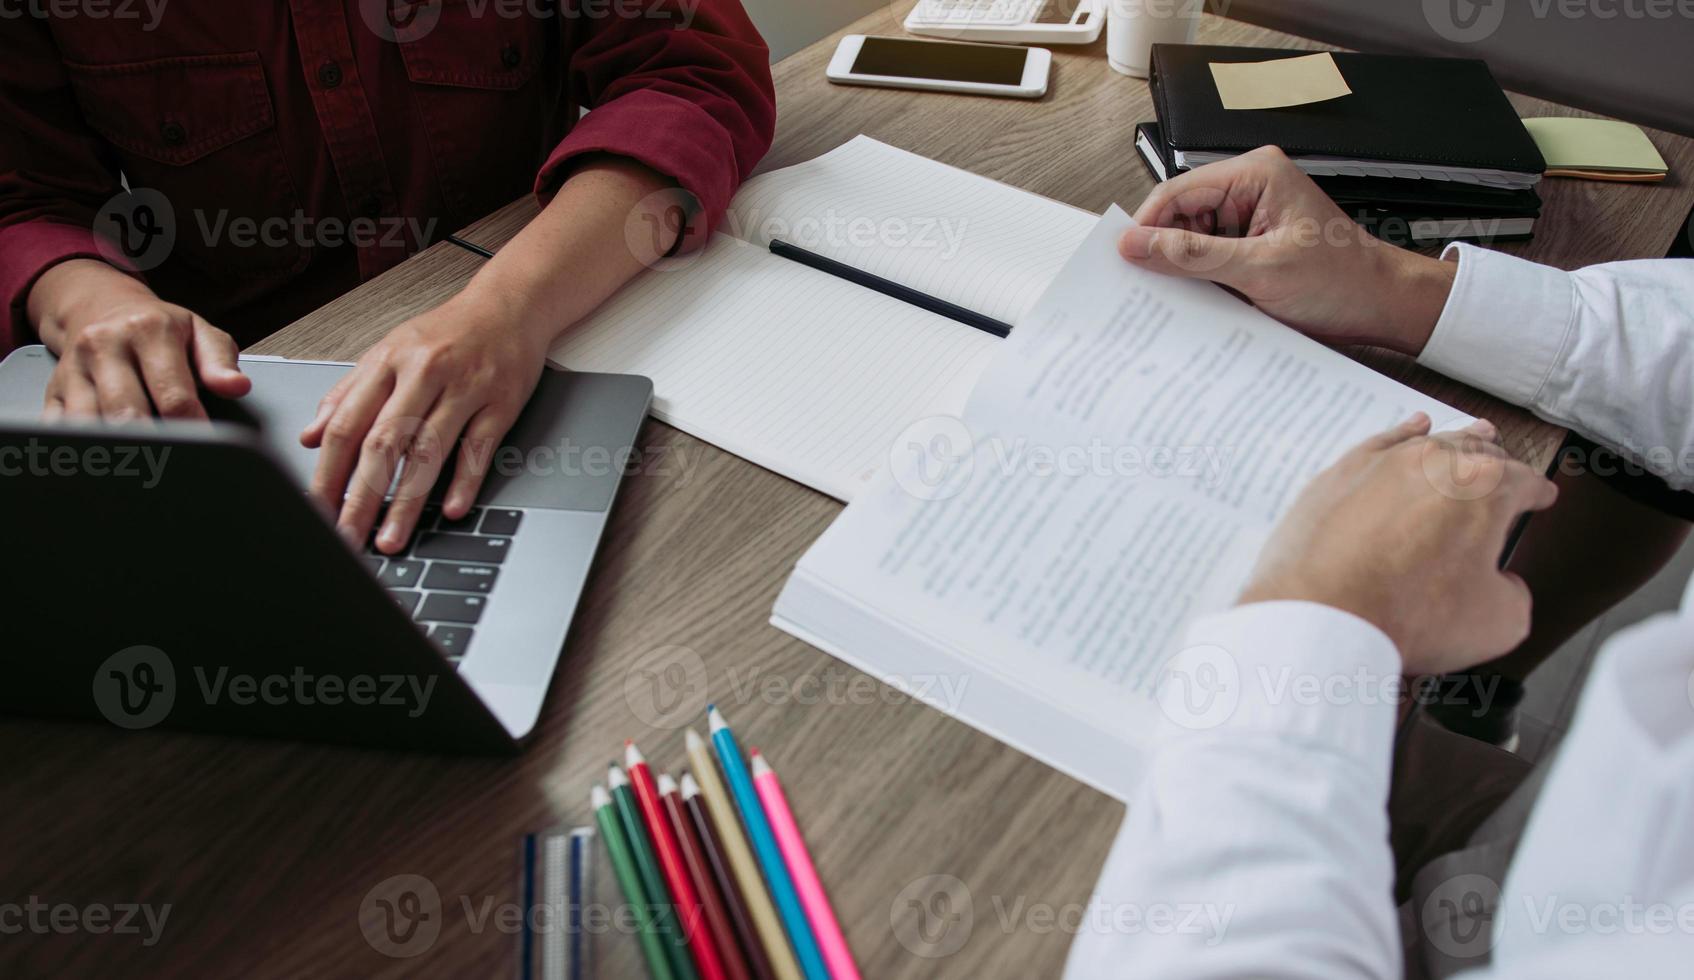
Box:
361;505;525;665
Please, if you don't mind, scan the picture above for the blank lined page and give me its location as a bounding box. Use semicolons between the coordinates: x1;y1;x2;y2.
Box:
547;236;998;501
726;136;1095;327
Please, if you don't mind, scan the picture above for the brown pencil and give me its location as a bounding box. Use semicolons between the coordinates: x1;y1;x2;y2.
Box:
661;772;752;980
680;770;778;980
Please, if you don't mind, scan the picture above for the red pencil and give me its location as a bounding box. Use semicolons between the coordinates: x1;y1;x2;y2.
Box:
627;740;729;980
662;771;752;980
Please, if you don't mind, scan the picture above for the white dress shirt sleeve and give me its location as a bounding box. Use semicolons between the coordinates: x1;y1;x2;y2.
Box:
1068;597;1694;980
1067;250;1694;980
1418;246;1694;488
1064;601;1405;980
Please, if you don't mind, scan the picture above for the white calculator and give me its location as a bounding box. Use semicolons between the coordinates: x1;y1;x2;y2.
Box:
903;0;1103;45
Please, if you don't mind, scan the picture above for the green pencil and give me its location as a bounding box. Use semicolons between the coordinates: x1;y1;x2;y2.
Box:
593;784;676;980
610;763;699;980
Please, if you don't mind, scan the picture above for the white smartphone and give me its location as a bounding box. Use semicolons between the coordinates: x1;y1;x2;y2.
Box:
826;35;1051;99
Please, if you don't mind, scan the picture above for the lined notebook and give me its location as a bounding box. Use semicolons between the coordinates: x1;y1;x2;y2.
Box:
547;137;1095;500
773;207;1473;800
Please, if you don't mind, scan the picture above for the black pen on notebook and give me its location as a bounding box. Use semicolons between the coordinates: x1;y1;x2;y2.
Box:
768;239;1013;339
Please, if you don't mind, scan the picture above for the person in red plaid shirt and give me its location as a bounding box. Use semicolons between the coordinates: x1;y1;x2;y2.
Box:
1;0;774;548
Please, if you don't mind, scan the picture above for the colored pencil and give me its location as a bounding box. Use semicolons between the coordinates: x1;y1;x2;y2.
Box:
591;784;676;980
686;729;804;980
611;763;698;980
682;771;778;980
662;772;752;980
628;742;730;980
707;706;830;980
750;750;859;980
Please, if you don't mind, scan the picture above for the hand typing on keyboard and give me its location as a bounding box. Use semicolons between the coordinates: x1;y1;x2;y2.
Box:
297;156;686;555
361;505;526;663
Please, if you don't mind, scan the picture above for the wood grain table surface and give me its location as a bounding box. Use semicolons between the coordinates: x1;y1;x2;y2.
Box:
6;8;1692;979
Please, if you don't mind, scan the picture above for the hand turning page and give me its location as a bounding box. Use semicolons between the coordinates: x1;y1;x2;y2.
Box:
774;206;1472;800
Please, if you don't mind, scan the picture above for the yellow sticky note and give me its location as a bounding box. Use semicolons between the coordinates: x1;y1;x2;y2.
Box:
1208;52;1353;111
1522;117;1667;175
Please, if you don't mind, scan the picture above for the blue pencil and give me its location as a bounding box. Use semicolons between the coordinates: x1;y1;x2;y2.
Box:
707;705;830;980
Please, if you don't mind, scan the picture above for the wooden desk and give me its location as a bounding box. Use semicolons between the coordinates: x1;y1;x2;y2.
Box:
8;11;1693;980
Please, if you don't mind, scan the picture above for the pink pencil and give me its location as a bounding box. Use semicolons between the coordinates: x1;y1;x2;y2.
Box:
748;749;859;980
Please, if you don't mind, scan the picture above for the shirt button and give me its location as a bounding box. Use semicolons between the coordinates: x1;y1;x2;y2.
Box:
318;61;343;89
500;43;522;70
360;193;383;219
161;122;186;146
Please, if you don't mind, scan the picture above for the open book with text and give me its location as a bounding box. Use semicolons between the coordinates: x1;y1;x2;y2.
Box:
772;208;1471;801
546;136;1095;500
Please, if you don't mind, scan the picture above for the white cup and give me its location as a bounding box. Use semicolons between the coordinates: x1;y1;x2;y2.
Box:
1106;0;1200;78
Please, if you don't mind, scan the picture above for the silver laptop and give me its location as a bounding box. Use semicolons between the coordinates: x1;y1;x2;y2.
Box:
0;345;651;751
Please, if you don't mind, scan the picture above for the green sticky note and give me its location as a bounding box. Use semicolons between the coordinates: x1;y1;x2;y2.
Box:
1522;117;1667;174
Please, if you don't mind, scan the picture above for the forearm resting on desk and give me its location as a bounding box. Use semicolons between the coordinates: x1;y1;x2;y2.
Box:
456;154;686;350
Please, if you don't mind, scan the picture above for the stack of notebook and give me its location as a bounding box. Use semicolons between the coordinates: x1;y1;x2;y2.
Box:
1136;45;1547;246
